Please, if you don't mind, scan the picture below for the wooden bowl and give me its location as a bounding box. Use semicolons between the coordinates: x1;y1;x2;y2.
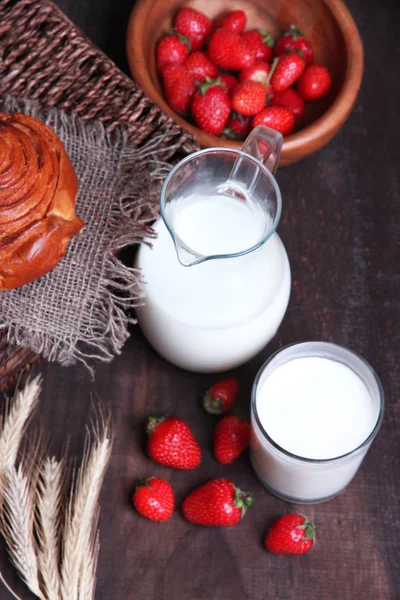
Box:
127;0;363;166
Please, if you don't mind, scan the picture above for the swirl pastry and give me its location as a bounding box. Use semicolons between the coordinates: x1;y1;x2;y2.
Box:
0;112;84;290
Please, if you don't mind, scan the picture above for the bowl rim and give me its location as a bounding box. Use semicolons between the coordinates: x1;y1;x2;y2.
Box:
127;0;364;155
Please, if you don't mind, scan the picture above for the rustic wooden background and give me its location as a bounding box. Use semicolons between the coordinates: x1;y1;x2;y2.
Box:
0;0;399;598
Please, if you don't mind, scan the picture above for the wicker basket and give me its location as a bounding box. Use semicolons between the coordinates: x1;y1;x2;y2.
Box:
0;0;199;390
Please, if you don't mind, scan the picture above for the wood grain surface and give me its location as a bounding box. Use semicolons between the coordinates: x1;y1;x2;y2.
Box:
0;0;399;599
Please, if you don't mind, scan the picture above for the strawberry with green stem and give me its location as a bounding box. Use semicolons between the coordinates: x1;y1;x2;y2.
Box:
265;514;316;554
203;378;240;414
185;51;218;83
223;112;252;140
182;479;253;526
156;34;190;72
242;29;275;62
175;7;214;51
271;52;306;92
191;78;231;136
275;24;314;65
146;415;201;469
208;28;256;70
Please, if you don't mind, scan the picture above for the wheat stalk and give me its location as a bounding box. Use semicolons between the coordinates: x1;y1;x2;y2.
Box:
0;376;42;479
61;413;112;600
1;462;43;599
0;380;113;600
36;456;65;600
78;528;100;600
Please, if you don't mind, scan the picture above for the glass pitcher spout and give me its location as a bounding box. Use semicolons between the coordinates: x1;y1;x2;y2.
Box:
160;126;283;267
172;236;204;267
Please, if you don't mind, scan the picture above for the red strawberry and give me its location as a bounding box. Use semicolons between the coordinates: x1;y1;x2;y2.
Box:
239;60;271;84
214;416;250;464
133;477;174;522
220;74;238;94
232;80;267;117
269;87;305;119
208;29;255;71
203;378;240;414
297;64;332;101
265;514;316;554
241;29;275;62
252;106;295;136
223;112;252;140
162;63;196;113
215;10;247;34
182;479;253;526
146;416;201;469
185;51;218;83
191;79;231;136
175;7;213;51
271;52;305;92
275;25;314;65
156;34;190;72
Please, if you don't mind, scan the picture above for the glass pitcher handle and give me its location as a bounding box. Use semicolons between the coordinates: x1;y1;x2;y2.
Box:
240;125;283;175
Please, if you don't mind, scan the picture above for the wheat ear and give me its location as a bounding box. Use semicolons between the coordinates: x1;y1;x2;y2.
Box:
61;413;113;600
1;462;43;599
36;456;65;600
78;527;100;600
0;376;42;477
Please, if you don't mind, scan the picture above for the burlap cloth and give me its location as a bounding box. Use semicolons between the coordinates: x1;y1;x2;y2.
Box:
0;95;177;371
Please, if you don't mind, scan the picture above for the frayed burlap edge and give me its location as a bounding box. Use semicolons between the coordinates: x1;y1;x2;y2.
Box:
0;96;182;373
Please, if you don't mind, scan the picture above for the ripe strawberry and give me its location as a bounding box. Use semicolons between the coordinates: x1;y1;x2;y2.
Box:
271;52;305;92
182;479;253;526
185;51;218;83
208;29;255;71
297;64;332;101
265;514;316;554
203;378;240;414
269;87;305;119
156;34;189;72
162;63;196;113
239;60;271;85
215;10;247;34
232;80;267;117
223;112;252;140
252;106;295;136
241;29;275;62
175;7;213;51
191;79;231;136
214;416;250;464
146;416;201;469
133;477;174;522
220;74;238;94
275;25;314;65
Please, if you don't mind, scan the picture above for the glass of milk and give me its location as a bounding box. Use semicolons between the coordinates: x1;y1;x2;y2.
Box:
136;126;291;372
250;341;384;503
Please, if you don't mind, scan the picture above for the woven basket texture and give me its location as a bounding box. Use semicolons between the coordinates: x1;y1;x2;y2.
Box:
0;0;199;389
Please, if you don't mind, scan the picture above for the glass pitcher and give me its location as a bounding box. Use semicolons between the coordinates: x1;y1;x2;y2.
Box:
135;126;291;373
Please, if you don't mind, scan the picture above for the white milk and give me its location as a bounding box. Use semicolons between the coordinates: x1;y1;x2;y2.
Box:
251;347;383;503
136;191;290;372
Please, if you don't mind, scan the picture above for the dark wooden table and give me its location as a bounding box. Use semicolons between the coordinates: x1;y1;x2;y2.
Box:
1;0;399;598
